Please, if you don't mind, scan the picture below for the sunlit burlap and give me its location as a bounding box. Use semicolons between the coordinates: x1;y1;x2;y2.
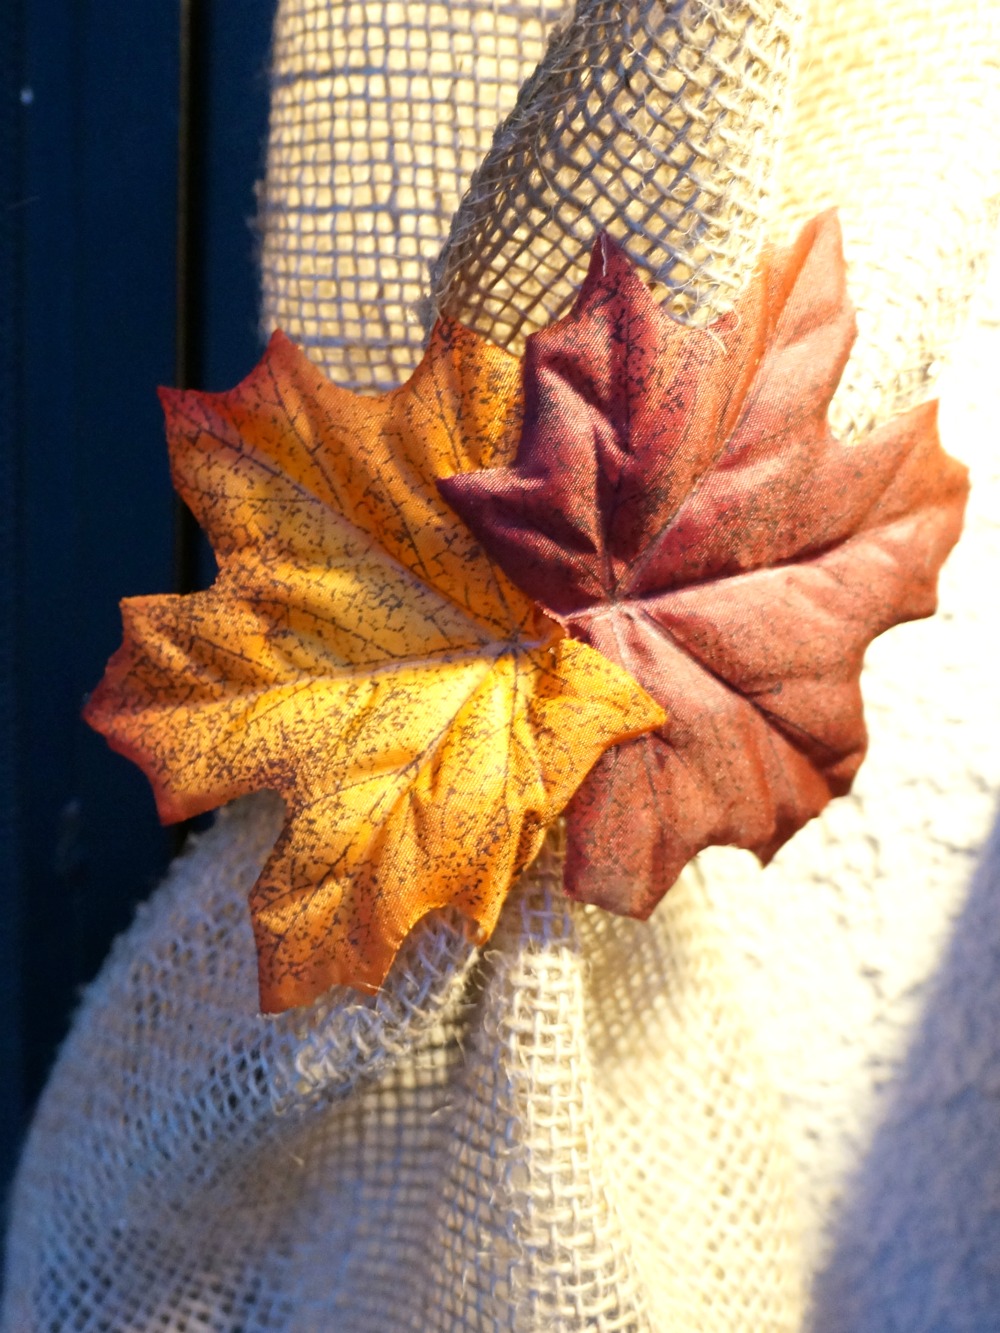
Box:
5;2;1000;1330
259;1;571;392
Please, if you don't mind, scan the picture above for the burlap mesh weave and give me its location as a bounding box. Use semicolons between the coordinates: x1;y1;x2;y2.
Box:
259;1;571;392
774;2;1000;442
432;0;801;346
6;1;1000;1329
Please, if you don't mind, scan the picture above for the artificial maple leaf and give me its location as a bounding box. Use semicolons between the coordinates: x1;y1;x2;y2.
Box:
84;320;664;1010
439;211;969;918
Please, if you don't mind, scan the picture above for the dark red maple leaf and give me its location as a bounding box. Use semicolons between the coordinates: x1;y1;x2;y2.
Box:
439;211;969;918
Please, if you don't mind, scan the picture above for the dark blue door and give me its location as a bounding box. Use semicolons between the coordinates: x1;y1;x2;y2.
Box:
1;0;275;1200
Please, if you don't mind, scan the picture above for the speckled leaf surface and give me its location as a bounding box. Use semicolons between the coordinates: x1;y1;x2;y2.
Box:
84;321;664;1010
439;213;969;917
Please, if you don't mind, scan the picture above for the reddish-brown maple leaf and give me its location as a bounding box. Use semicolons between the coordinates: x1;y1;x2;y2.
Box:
439;211;969;918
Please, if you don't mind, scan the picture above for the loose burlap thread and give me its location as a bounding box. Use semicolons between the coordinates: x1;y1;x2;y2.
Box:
5;1;1000;1329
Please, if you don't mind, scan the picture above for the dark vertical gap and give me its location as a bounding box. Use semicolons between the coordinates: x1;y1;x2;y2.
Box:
18;0;179;1130
174;0;206;593
173;0;210;854
0;0;27;1207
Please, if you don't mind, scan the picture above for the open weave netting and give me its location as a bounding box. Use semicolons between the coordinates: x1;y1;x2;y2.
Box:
6;2;1000;1330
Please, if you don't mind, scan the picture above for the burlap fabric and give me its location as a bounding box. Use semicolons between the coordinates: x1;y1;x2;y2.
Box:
5;2;1000;1329
259;0;572;393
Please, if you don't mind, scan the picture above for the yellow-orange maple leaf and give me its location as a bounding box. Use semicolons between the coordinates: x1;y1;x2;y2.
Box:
84;320;664;1012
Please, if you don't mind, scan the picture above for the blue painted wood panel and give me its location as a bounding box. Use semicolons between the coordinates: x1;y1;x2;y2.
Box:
2;0;275;1199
